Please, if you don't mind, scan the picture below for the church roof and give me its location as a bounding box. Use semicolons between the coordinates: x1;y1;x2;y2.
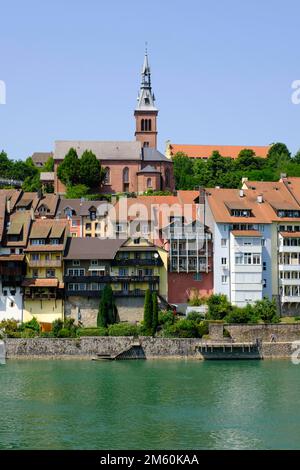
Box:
143;148;169;162
135;51;157;112
137;165;161;174
54;141;142;161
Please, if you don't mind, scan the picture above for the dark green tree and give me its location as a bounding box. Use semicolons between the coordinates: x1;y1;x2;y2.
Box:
207;294;231;320
97;285;117;328
79;150;104;189
293;149;300;164
152;291;158;335
0;151;13;177
172;152;194;190
42;156;54;172
143;289;153;331
57;148;81;186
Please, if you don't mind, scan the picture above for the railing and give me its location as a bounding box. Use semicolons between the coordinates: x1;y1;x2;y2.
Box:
24;293;58;300
111;275;159;282
0;268;23;276
28;260;62;268
65;290;102;298
114;290;157;297
112;258;163;266
64;275;111;283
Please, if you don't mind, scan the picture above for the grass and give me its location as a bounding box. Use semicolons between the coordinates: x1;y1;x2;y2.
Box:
280;316;300;323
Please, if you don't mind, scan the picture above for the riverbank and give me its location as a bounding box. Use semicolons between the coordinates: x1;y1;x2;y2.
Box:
3;336;297;360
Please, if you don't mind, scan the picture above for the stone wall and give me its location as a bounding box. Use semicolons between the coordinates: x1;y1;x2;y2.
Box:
65;297;98;327
226;323;300;342
115;297;144;323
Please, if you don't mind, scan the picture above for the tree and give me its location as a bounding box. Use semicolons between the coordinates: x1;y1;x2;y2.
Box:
172;152;194;190
42;156;54;172
293;149;300;164
267;142;291;160
0;151;13;177
152;291;158;335
252;298;279;323
235;149;264;171
143;289;153;331
65;184;89;199
207;294;231;320
97;285;117;328
79;150;104;189
57;148;80;186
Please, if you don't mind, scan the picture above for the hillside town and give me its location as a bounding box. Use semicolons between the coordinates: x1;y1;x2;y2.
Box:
1;52;300;330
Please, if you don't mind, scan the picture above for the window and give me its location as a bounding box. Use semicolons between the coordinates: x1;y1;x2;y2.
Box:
85;223;91;231
221;257;227;265
32;254;39;261
134;238;140;245
244;241;252;246
45;254;50;261
33;269;38;278
261;239;266;246
223;225;228;231
221;275;228;284
90;211;96;221
263;279;267;288
65;208;73;218
71;219;78;227
50;239;60;245
119;268;128;276
95;223;101;231
72;233;77;237
193;273;202;281
68;268;85;276
143;142;150;148
73;260;80;266
221;239;227;247
46;269;55;278
253;254;261;265
9;301;14;308
244;253;252;264
31;239;45;245
91;260;98;266
165;168;170;188
147;178;152;188
3;290;7;296
235;254;243;264
263;261;267;271
230;209;252;217
104;167;110;184
123;167;129;183
10;248;15;254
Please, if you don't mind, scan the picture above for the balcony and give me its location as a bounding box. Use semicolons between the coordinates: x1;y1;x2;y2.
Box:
278;264;300;271
114;289;157;297
65;290;102;298
64;275;111;283
281;295;300;303
279;279;300;286
112;258;163;266
111;275;159;283
0;267;23;276
24;293;58;300
279;246;300;253
28;260;62;268
170;264;208;273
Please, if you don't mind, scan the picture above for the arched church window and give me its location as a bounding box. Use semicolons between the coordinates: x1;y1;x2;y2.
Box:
104;167;110;184
147;178;152;188
123;167;129;183
165;168;170;188
141;119;145;131
148;119;152;131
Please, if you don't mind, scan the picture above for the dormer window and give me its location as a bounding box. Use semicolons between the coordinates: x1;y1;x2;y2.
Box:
90;211;96;221
31;239;46;245
50;239;60;245
277;210;300;218
230;209;252;217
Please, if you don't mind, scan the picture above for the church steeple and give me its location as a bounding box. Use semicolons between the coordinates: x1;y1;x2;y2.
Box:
134;48;158;149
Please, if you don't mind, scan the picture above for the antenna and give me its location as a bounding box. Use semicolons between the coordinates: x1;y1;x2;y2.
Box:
145;41;148;55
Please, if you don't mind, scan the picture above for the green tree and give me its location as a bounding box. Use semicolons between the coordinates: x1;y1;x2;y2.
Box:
207;294;231;320
143;289;153;331
152;291;158;335
65;184;89;199
172;152;194;190
252;298;279;323
293;149;300;164
42;156;54;172
0;151;13;177
97;285;117;328
57;148;81;186
79;150;104;189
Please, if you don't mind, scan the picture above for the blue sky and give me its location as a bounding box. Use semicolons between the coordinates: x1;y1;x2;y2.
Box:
1;0;300;159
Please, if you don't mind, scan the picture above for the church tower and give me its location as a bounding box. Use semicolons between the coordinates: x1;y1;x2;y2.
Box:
134;50;158;149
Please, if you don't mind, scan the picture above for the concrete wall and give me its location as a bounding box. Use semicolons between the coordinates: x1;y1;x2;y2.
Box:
115;297;144;323
65;297;99;327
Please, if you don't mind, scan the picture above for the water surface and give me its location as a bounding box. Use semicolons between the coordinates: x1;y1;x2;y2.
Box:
0;359;299;449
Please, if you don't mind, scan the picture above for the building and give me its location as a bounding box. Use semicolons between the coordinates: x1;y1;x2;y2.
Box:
64;237;168;325
31;152;53;168
53;52;174;195
206;187;272;307
22;218;69;326
165;143;270;161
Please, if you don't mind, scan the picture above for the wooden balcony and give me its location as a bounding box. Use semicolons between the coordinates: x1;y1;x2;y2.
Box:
28;259;62;268
112;258;163;266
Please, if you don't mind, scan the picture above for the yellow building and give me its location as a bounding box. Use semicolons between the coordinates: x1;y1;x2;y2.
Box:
23;218;69;326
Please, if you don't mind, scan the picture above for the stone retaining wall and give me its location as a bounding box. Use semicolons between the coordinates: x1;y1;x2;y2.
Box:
226;324;300;342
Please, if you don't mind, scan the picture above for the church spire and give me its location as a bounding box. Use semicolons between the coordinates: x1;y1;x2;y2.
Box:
136;47;157;111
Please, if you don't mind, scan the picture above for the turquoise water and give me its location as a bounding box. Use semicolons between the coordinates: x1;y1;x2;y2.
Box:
0;359;300;450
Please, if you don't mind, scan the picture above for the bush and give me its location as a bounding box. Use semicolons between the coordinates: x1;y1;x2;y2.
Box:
7;331;22;338
77;328;108;337
223;328;231;338
20;317;40;333
252;298;279;324
207;294;232;320
21;328;38;338
162;319;199;338
198;320;209;337
57;328;71;338
186;312;203;323
225;305;257;324
40;331;54;338
0;319;19;335
295;317;300;321
108;323;140;337
158;310;176;326
52;319;64;337
63;318;77;337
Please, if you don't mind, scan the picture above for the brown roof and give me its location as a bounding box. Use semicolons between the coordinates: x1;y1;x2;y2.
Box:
16;192;40;210
35;194;59;217
64;237;125;260
29;219;67;240
31;152;53;166
0;254;24;262
169;144;270;159
231;230;262;237
22;278;58;287
5;211;32;247
0;194;6;242
25;244;64;252
56;199;109;217
280;232;300;238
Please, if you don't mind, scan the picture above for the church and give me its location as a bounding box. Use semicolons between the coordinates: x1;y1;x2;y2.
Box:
53;52;175;194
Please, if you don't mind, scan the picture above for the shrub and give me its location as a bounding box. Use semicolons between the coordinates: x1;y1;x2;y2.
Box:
20;317;40;332
186;312;203;323
7;331;22;338
0;319;19;335
108;323;139;337
98;285;117;327
63;318;77;337
52;319;63;337
252;298;279;324
162;319;199;338
77;328;108;337
158;310;175;326
207;294;232;320
40;331;54;338
223;328;231;338
152;292;158;335
295;317;300;322
57;328;71;338
21;328;38;338
198;320;209;337
225;305;257;324
143;289;153;332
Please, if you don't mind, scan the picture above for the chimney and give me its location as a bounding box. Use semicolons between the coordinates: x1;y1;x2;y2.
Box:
30;207;35;221
257;194;263;204
239;189;244;198
241;177;248;184
280;173;287;181
6;198;11;214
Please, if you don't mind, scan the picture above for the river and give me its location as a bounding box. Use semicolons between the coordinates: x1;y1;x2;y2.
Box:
0;359;299;450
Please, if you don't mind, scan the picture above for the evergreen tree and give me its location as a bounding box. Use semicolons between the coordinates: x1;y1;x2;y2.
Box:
79;150;105;189
97;285;117;328
143;289;153;331
57;148;81;186
152;291;158;335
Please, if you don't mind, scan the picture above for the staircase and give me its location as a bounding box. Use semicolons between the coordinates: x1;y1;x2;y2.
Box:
93;341;146;361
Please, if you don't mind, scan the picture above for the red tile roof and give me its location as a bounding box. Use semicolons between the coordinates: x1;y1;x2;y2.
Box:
169;144;270;159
